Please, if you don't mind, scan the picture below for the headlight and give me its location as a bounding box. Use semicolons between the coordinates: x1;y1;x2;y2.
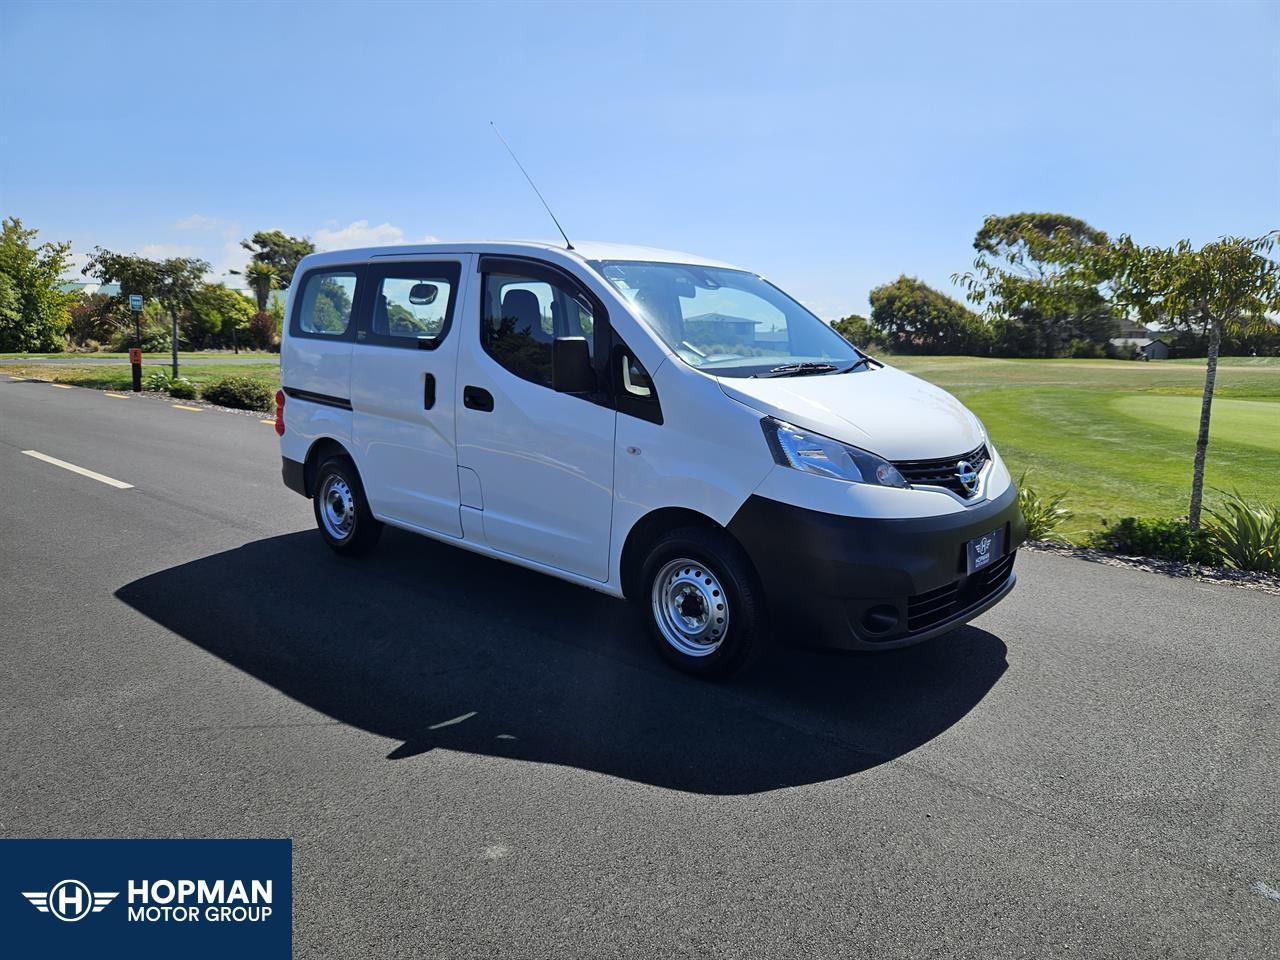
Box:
760;418;909;488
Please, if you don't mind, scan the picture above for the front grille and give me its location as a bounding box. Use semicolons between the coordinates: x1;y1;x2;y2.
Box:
905;549;1016;633
893;444;989;498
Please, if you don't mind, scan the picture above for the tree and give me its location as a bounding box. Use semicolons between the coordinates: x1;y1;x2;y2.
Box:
240;230;314;288
83;248;209;375
955;212;1118;357
186;283;255;350
0;217;76;351
243;261;279;313
1078;232;1280;527
866;276;986;354
830;313;883;350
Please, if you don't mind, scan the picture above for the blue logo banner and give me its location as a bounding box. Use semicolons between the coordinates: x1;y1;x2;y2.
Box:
0;839;292;959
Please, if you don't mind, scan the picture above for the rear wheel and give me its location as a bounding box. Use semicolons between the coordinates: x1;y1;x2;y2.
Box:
313;456;382;556
638;526;767;679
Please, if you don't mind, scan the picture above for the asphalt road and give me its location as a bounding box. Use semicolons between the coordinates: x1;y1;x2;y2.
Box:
1;377;1277;959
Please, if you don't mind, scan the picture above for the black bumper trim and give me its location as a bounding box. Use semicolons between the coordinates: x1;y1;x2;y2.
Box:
282;457;307;497
726;486;1026;650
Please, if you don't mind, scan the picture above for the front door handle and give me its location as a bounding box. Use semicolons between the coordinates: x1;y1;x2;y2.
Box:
463;385;494;412
423;373;436;410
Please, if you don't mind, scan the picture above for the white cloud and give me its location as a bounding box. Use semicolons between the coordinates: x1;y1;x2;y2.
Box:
313;219;438;252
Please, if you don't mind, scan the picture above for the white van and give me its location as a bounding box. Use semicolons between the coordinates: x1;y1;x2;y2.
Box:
277;241;1025;677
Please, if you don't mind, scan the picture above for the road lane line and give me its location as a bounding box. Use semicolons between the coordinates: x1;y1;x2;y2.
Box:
428;711;477;730
260;419;275;425
49;383;72;389
104;392;129;399
21;450;133;489
172;404;202;412
8;376;24;381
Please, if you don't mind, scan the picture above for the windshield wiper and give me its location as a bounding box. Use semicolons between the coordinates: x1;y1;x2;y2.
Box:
753;362;841;378
847;354;883;371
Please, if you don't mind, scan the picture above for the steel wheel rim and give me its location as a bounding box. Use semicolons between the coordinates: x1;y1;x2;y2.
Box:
651;557;729;657
320;474;356;540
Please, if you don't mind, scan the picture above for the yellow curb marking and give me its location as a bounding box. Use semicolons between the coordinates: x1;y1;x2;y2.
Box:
172;404;202;412
105;392;129;399
49;383;73;389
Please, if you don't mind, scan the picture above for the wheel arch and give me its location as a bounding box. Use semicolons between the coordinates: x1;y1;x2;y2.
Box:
303;436;354;498
619;506;750;601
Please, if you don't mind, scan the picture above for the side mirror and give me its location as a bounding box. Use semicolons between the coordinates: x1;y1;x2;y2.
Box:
408;282;438;306
552;336;595;394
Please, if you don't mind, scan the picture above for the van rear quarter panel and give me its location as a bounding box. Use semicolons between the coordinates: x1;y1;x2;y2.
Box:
279;275;355;464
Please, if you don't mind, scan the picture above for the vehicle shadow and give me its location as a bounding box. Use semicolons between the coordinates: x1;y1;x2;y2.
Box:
115;528;1008;795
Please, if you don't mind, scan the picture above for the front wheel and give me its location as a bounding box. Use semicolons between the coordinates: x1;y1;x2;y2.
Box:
313;456;383;556
638;527;768;679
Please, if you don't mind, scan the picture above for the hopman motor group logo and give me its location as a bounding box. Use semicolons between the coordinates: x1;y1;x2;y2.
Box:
22;877;274;924
23;880;117;921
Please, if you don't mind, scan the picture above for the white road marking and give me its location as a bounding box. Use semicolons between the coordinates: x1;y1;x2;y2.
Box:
21;450;133;489
428;711;477;730
49;383;72;389
1255;880;1280;902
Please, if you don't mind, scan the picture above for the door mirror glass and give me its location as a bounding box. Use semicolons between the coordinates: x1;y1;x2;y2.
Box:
408;282;438;306
553;336;595;394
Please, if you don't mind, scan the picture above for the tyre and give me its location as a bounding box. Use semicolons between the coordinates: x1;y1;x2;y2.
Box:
312;456;383;556
638;526;768;678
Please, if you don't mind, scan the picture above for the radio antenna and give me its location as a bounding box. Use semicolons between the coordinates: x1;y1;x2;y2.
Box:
490;121;573;250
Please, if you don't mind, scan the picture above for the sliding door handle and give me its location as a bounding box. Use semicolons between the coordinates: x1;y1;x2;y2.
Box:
463;385;494;412
423;373;436;410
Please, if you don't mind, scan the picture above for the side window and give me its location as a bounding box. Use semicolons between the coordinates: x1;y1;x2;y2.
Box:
481;269;595;388
363;262;461;348
297;270;357;336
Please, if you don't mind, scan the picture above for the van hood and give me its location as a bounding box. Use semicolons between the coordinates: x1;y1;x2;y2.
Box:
716;364;985;461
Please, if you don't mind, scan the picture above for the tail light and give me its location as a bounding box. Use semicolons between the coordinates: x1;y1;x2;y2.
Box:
274;389;286;436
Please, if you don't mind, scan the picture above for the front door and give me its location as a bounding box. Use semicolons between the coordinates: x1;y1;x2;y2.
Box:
455;257;615;581
350;255;471;537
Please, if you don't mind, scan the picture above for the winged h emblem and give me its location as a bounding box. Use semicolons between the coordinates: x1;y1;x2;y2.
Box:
22;880;118;922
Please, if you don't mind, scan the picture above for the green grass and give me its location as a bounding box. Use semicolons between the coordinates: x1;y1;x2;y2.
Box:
891;356;1280;539
0;360;279;392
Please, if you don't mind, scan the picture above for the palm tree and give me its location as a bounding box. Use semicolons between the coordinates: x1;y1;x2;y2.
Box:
244;262;279;314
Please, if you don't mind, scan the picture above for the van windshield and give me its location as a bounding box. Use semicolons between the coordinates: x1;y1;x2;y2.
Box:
590;260;860;378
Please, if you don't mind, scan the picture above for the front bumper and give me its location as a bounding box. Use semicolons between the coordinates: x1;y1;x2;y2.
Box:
726;484;1026;650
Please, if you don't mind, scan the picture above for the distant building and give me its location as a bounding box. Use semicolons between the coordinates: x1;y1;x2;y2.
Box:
1109;336;1171;360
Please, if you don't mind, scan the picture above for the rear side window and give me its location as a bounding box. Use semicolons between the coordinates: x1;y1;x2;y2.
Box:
297;270;358;336
362;261;462;349
481;270;596;388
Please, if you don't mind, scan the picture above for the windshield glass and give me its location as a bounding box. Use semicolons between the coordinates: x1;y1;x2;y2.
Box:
590;260;859;378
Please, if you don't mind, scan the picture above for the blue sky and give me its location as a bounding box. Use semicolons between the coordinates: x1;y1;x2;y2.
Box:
2;0;1277;318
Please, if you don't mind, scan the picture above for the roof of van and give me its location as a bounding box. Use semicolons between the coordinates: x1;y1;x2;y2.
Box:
299;240;747;272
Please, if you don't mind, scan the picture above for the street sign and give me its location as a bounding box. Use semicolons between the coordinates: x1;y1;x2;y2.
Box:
129;294;143;312
128;348;142;365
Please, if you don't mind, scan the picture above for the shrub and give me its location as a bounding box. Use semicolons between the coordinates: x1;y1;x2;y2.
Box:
167;377;198;400
1204;493;1280;573
200;375;274;411
248;310;280;351
143;370;172;392
1089;517;1221;565
1016;473;1071;541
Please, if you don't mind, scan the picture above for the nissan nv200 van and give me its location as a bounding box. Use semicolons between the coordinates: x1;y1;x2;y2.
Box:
277;242;1025;677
